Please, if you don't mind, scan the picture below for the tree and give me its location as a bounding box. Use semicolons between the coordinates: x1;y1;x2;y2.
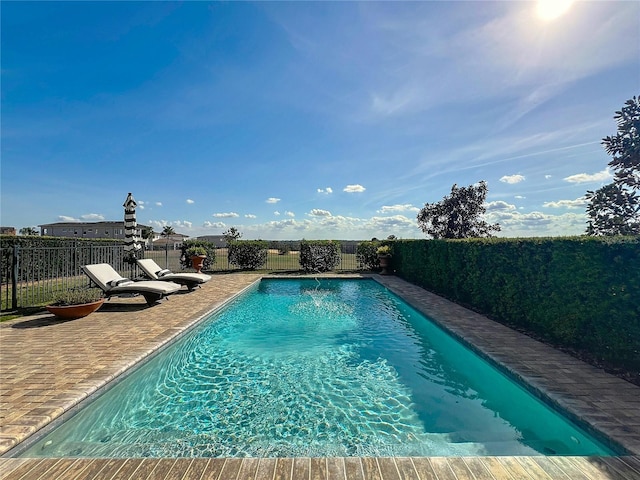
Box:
603;96;640;189
140;226;154;240
586;184;639;236
223;227;242;245
19;227;38;236
161;225;176;237
417;181;500;239
586;96;640;236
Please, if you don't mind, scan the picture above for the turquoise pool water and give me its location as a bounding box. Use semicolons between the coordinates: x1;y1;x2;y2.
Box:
20;279;614;458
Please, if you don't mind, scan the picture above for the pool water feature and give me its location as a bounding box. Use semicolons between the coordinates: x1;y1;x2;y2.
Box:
20;279;615;458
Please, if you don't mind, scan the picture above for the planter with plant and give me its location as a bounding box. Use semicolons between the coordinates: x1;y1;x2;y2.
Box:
186;246;208;273
46;288;105;320
376;245;392;275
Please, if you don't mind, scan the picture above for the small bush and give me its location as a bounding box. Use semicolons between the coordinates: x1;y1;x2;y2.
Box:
299;240;340;273
51;288;103;306
186;246;207;257
228;240;268;270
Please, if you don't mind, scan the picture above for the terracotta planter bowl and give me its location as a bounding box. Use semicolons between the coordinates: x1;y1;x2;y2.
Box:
191;255;206;274
46;298;105;320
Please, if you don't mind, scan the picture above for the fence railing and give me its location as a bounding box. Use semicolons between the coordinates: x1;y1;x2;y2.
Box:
1;243;364;311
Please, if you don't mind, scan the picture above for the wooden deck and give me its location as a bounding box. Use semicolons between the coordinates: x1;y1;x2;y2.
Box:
2;455;640;480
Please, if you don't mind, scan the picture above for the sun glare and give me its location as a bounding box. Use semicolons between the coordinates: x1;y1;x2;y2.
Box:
536;0;574;21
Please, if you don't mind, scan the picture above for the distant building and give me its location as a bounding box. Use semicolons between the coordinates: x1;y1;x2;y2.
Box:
151;233;189;250
0;227;17;236
196;235;227;248
38;221;151;241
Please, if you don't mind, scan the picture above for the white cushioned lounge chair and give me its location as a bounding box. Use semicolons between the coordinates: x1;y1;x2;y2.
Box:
82;263;181;306
136;258;211;291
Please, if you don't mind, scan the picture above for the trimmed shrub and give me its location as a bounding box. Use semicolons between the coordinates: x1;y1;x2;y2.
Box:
299;240;341;273
392;237;640;374
227;240;268;270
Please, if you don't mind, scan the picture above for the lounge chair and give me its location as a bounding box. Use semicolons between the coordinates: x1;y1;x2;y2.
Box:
136;258;211;291
82;263;181;305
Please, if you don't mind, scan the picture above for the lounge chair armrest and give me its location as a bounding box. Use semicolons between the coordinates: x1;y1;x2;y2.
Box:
156;269;171;277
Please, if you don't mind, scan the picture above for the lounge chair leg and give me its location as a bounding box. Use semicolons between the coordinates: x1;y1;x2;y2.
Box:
142;293;164;306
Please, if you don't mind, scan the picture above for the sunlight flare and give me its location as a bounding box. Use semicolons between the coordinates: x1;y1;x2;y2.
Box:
536;0;574;21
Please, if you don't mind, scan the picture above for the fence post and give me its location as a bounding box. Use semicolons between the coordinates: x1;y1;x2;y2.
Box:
11;244;19;310
165;242;169;269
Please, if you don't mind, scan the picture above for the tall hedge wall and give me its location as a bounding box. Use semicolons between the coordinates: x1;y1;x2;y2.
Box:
392;237;640;373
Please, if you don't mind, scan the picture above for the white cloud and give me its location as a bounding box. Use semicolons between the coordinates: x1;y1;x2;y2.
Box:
212;212;239;218
317;187;333;194
499;174;525;184
81;213;105;221
543;197;588;209
285;211;295;217
563;169;612;184
514;195;526;199
367;215;416;230
309;209;332;217
57;215;79;222
245;214;257;219
486;209;587;237
485;201;517;212
155;202;163;207
378;204;420;214
186;199;195;204
148;220;193;230
545;175;553;179
274;211;281;216
203;221;226;229
343;184;366;193
266;197;281;204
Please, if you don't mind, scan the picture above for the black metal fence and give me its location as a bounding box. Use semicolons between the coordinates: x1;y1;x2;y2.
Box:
1;242;364;311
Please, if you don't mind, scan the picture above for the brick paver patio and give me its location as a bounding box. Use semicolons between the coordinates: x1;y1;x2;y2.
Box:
1;273;639;479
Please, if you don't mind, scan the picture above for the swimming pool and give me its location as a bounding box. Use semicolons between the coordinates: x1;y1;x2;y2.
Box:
20;278;615;458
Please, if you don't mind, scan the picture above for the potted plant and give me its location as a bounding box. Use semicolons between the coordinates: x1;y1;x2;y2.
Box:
186;246;208;274
46;288;105;320
376;245;392;275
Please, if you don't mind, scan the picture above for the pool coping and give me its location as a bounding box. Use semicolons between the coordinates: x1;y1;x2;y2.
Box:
1;273;639;479
372;275;640;456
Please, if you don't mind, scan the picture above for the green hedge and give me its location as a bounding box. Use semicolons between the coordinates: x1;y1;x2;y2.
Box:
393;237;640;373
0;235;122;248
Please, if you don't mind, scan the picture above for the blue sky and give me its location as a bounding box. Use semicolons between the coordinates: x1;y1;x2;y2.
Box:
2;1;639;240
